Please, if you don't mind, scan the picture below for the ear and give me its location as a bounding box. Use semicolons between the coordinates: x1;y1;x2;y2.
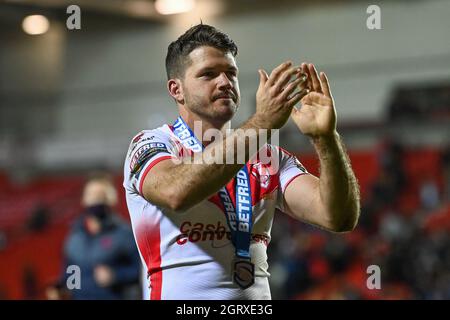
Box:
167;79;184;104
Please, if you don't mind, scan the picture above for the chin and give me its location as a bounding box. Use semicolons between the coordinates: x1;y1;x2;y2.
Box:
215;102;237;119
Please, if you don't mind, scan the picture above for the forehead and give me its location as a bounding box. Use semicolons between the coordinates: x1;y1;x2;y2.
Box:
84;181;106;192
186;46;237;72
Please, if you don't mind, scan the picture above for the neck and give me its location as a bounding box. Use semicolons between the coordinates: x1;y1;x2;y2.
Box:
178;108;230;147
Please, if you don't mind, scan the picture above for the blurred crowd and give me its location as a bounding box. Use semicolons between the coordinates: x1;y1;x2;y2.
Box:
388;85;450;122
268;141;450;299
0;174;141;300
1;141;449;300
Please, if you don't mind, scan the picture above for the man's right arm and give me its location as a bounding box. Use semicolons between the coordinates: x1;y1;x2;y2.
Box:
142;62;308;211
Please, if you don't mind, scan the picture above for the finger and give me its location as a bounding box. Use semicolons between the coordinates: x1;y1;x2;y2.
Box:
286;88;309;108
319;72;332;98
296;73;309;91
279;76;305;100
291;105;301;118
301;62;308;74
301;63;311;89
258;69;268;88
287;69;308;89
308;63;322;93
273;66;303;93
266;61;292;87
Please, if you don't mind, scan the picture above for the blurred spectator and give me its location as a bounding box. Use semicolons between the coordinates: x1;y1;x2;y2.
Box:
378;139;406;195
47;174;140;300
359;139;406;233
388;85;450;122
388;91;416;121
442;145;450;201
379;210;414;243
27;204;50;232
22;264;38;299
420;178;440;210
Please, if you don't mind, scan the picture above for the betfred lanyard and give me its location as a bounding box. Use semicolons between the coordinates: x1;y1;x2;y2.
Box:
171;116;253;260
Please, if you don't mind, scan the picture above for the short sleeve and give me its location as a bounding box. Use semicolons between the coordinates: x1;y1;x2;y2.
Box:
276;147;309;211
123;129;177;196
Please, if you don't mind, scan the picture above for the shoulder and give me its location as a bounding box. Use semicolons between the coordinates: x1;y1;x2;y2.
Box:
125;125;178;171
110;215;132;232
109;216;135;244
259;144;295;156
266;144;296;157
266;144;306;162
64;217;87;253
261;144;308;174
127;125;176;154
67;216;86;235
257;144;300;164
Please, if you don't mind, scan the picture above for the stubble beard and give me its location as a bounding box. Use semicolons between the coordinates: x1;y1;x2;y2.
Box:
184;92;238;124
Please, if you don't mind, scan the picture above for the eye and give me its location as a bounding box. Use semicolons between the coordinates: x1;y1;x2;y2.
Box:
202;71;215;78
227;71;237;79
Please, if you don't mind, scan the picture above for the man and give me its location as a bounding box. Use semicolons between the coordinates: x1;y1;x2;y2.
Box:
123;24;360;300
48;174;141;300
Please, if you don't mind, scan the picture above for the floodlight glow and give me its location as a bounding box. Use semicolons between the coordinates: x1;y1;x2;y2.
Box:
22;15;49;35
155;0;195;15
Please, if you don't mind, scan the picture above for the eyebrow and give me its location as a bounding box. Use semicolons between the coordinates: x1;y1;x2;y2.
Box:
198;66;238;73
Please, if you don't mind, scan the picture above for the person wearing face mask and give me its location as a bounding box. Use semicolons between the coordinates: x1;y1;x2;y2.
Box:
47;174;141;300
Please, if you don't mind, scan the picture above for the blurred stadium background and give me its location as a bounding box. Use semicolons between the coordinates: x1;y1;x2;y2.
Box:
0;0;449;299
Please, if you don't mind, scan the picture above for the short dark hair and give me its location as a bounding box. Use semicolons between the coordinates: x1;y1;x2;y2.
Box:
85;172;114;187
165;24;238;80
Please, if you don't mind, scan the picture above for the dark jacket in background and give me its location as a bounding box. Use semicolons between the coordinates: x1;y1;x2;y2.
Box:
62;211;141;300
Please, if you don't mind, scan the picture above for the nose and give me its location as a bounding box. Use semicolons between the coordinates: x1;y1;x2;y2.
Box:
217;72;233;90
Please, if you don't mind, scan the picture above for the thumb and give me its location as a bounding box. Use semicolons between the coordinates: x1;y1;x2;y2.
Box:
290;104;303;119
258;69;268;88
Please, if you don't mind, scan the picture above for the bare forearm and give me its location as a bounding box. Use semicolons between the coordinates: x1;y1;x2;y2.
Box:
145;62;303;211
151;115;270;211
312;131;360;232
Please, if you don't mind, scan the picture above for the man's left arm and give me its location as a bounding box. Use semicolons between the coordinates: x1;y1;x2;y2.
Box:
282;63;360;232
283;133;360;232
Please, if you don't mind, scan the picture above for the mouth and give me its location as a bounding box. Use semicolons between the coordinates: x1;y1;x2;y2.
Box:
213;93;236;102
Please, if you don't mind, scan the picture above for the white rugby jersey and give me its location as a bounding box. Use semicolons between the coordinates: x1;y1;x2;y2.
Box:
123;123;309;300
